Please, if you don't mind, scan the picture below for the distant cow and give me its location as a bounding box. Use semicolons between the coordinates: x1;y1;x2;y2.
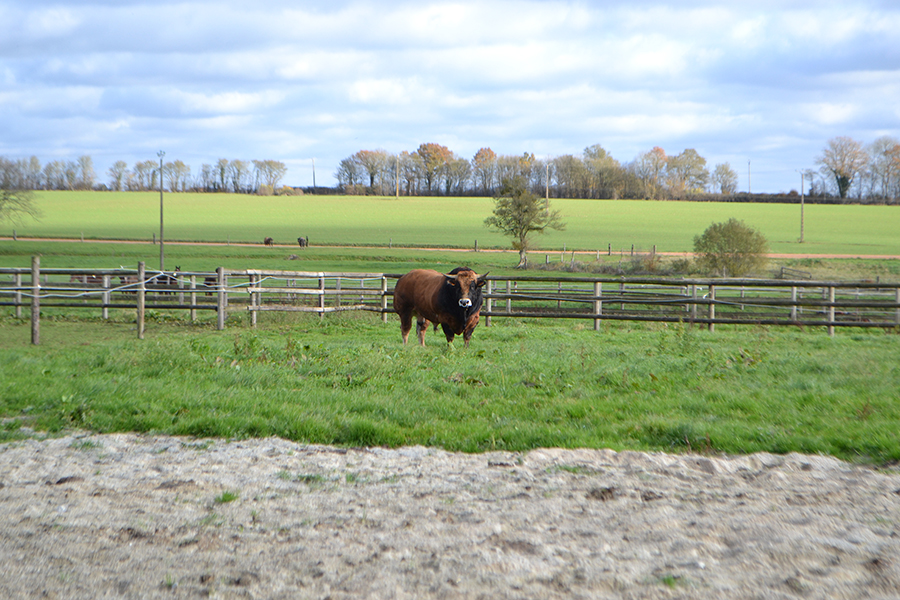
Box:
158;266;180;295
297;236;308;247
69;274;102;285
204;276;218;296
393;267;487;348
264;237;274;246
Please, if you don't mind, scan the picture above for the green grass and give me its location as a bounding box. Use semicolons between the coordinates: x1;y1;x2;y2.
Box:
6;191;900;256
2;312;898;463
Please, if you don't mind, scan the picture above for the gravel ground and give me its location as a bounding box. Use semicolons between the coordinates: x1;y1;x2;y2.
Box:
1;433;899;599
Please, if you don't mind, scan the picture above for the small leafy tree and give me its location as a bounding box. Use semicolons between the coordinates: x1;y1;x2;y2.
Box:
693;218;768;277
484;177;565;268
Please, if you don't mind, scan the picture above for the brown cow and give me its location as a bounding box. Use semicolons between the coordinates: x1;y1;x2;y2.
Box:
264;237;274;246
393;267;487;348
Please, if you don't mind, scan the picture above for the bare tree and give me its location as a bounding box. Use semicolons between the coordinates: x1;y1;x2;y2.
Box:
76;155;95;190
711;163;738;195
868;136;900;201
165;160;191;192
132;160;156;191
816;136;868;199
108;161;128;191
252;160;288;191
444;155;472;195
335;156;363;190
633;147;667;199
229;160;249;193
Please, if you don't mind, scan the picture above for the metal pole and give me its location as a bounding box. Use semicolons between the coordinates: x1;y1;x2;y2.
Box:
158;150;165;271
31;256;40;345
137;261;146;340
799;171;805;243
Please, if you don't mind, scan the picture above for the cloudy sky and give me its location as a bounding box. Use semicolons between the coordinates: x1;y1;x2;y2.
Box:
2;0;898;192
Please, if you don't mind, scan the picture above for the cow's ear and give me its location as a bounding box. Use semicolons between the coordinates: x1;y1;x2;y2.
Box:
476;272;489;287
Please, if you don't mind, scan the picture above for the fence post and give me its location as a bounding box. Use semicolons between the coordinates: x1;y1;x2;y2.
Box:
896;287;900;327
102;275;110;320
894;286;900;327
137;261;145;340
216;267;225;330
14;273;22;319
790;286;798;322
827;286;835;337
506;279;512;314
485;279;492;327
381;276;388;322
708;285;716;333
189;276;197;322
318;275;325;317
335;276;342;308
690;285;698;323
250;273;258;328
30;257;40;345
593;281;602;331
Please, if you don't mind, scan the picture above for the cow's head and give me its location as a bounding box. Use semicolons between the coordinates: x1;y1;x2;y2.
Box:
445;268;488;308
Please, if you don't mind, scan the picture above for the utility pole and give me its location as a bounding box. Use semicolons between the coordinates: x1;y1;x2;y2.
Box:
158;150;165;271
799;171;805;243
311;158;316;193
545;162;549;200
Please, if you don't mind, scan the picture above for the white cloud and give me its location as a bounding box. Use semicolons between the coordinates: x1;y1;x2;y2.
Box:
1;0;898;192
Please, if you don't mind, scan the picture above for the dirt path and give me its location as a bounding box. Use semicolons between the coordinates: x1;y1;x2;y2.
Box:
1;433;898;599
3;236;899;260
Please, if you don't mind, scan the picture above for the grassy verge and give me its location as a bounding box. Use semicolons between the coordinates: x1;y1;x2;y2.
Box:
2;311;898;463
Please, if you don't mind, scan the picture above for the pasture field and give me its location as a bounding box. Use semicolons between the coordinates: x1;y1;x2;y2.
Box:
3;239;900;284
6;191;900;256
1;311;899;464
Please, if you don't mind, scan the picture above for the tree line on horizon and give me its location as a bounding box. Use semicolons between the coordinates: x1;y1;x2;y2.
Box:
0;156;290;195
2;135;898;203
336;136;900;203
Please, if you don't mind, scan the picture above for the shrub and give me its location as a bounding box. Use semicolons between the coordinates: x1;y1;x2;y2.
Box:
693;218;768;277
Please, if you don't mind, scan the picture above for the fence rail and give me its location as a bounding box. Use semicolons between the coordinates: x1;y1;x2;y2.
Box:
2;261;899;344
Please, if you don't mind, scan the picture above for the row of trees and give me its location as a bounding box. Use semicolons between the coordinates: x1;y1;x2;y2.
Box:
0;156;288;194
815;136;900;200
335;143;735;200
336;136;900;202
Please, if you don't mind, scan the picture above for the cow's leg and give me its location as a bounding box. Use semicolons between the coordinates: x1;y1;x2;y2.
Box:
416;318;430;346
462;315;480;348
399;310;413;345
440;323;456;345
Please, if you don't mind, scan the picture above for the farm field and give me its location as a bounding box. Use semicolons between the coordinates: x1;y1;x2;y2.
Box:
1;312;899;464
6;190;900;256
2;194;899;466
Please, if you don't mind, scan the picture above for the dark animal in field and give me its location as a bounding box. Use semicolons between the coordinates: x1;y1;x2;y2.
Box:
69;274;102;285
118;275;139;293
157;266;180;295
204;275;218;296
264;237;274;246
393;267;487;348
297;236;308;247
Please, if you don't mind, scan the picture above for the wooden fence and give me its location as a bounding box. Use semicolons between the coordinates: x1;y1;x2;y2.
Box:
2;261;899;344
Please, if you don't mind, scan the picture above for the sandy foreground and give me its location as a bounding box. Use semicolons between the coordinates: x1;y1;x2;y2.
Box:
0;433;898;600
